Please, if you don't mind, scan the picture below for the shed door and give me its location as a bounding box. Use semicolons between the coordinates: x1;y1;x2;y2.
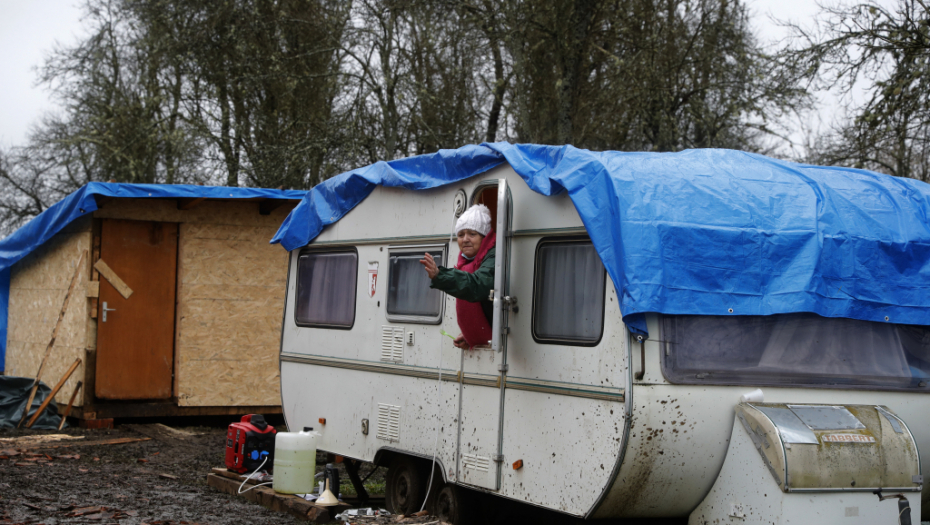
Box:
96;219;178;400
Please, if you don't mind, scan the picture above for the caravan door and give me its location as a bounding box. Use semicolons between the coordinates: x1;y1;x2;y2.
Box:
457;179;512;490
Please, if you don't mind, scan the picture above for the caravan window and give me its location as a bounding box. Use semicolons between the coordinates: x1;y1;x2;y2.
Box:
295;249;358;329
532;238;606;345
386;246;445;324
661;314;930;390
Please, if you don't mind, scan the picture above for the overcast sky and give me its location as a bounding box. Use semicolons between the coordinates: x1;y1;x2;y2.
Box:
0;0;893;151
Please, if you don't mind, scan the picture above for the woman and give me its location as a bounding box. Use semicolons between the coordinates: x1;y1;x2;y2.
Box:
419;204;495;349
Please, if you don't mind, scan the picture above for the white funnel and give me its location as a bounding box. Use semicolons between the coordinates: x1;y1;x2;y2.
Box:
316;479;339;506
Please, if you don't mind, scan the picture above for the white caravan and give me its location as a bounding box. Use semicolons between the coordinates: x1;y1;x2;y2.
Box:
279;163;927;524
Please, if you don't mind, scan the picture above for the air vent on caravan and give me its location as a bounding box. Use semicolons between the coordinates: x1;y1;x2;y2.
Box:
376;403;401;442
381;326;404;362
462;453;491;473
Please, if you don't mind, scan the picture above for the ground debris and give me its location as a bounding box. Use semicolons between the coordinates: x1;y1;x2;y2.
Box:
3;422;384;525
67;505;104;516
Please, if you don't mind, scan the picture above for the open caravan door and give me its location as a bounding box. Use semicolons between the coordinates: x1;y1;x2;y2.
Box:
457;179;512;490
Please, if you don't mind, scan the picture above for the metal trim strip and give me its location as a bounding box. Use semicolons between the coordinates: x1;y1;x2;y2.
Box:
512;227;587;237
309;234;452;246
787;487;922;493
280;353;624;402
308;228;590;246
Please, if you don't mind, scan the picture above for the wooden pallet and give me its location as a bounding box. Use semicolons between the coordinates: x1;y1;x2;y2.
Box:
207;468;352;523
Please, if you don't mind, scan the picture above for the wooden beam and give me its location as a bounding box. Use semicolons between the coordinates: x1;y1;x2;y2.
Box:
93;260;133;299
85;281;100;298
82;349;96;411
86;402;282;419
258;199;286;215
206;473;336;523
90;231;101;318
57;381;83;430
11;436;152;450
177;197;207;211
26;357;82;428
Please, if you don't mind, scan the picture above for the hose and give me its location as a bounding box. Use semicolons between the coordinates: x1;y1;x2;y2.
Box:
238;456;272;494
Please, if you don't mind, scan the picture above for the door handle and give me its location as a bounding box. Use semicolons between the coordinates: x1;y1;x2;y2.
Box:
102;301;116;322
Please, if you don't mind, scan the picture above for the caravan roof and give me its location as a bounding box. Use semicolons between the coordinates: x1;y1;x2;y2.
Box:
272;143;930;335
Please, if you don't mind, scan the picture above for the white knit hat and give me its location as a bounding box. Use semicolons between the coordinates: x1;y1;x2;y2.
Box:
455;204;492;236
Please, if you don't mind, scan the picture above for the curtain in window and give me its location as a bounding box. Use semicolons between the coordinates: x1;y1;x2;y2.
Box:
663;313;930;388
296;252;357;327
534;242;606;343
387;252;443;318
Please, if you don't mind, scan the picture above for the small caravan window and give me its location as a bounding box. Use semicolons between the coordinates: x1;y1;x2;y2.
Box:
532;238;606;345
386;246;445;324
661;314;930;391
295;249;358;329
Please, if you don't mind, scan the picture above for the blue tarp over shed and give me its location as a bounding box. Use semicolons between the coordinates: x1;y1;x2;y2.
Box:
0;182;306;371
272;142;930;336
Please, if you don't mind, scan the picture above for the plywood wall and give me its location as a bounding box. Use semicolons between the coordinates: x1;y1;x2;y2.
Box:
94;199;293;406
5;217;93;406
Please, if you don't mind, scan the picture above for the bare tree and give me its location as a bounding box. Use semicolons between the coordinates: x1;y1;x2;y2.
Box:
786;0;930;180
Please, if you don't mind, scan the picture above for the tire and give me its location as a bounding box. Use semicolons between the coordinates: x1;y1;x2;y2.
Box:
385;456;425;515
434;484;473;525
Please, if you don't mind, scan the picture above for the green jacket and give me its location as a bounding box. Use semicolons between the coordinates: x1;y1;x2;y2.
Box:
430;247;495;304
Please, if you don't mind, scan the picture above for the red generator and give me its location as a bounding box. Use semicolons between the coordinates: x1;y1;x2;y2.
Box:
225;414;276;474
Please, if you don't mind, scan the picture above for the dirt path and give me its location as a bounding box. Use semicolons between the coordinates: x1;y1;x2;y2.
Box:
1;424;303;525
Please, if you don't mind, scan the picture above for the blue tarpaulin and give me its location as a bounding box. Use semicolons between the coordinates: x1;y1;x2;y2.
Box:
272;143;930;336
0;182;306;371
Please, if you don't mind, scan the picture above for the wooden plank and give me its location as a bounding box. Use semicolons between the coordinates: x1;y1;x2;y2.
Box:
206;473;333;523
96;220;176;400
93;260;133;299
23;436;151;450
177;197;207;211
58;381;84;430
91;231;101;318
94;198;298;226
18;250;87;428
212;467;247;482
88;402;281;419
85;281;100;298
173;227;185;399
175;222;286;407
82;349;96;409
26;358;82;428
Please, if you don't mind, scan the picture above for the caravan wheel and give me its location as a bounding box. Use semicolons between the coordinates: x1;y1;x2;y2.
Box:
385;456;425;515
435;485;473;525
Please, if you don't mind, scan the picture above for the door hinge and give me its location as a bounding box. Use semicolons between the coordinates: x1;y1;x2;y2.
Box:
497;363;509;373
492;454;505;463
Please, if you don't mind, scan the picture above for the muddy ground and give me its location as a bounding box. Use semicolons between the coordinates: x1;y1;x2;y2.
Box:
0;420;389;525
1;420;684;525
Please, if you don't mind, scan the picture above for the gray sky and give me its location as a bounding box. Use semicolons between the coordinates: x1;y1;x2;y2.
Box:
0;1;84;148
0;0;888;151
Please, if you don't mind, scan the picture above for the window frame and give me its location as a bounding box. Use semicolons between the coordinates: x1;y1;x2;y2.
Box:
658;313;930;392
294;247;359;330
531;236;607;347
385;243;448;325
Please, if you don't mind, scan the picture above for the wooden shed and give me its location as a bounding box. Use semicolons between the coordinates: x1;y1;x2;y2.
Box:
0;183;304;420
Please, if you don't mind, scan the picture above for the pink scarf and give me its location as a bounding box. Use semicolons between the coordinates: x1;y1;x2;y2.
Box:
455;232;496;348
